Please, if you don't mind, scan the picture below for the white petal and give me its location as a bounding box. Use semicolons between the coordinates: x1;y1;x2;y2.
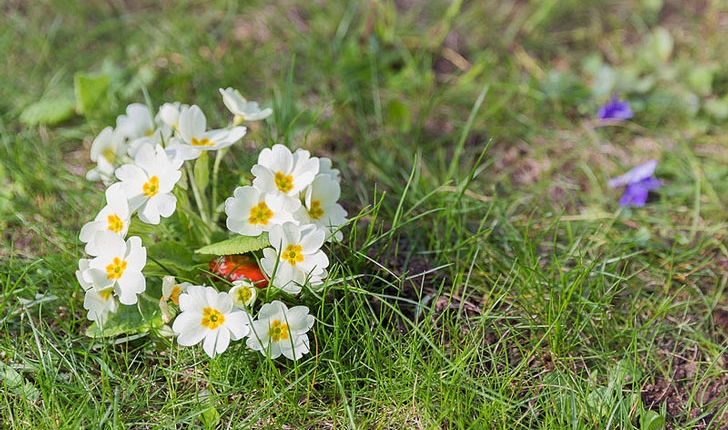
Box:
279;334;310;360
224;311;251;340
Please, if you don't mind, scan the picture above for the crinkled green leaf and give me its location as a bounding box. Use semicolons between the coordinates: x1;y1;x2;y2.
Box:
0;362;40;401
145;241;200;276
586;386;610;417
195;233;269;255
199;402;220;429
74;71;110;115
19;96;76;126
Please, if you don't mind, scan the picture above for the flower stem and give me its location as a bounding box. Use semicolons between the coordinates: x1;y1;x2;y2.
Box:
210;146;228;225
185;163;210;225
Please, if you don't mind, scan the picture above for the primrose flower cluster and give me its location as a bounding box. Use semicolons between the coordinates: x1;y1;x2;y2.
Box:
75;88;346;360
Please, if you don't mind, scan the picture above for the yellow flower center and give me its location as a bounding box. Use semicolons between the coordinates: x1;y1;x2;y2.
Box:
282;244;304;266
105;257;127;280
269;319;289;342
102;147;116;164
308;200;324;220
191;137;215;147
169;285;182;305
99;288;114;301
248;202;273;225
235;287;252;304
107;214;124;233
201;307;225;330
274;171;294;193
143;175;159;197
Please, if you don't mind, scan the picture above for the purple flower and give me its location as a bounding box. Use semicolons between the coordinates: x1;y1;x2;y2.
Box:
597;96;633;121
608;160;662;207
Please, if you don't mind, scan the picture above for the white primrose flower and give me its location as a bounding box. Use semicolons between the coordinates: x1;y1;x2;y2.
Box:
317;157;341;181
83;286;119;326
296;174;348;242
86;126;129;184
161;275;192;305
229;279;257;309
260;222;329;295
76;259;118;326
158;102;189;131
168;104;247;161
116;103;155;141
172;285;251;358
159;276;192;323
251;144;319;205
128;123;173;159
219;87;272;123
84;231;147;305
115;143;183;225
79;183;131;255
246;300;315;361
225;185;297;237
115;103;176;158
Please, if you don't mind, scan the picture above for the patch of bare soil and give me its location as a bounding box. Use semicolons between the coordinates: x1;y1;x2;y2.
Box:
641;336;728;429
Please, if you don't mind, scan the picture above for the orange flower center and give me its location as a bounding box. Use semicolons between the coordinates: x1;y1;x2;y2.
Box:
248;201;273;225
282;244;303;266
107;214;124;233
201;307;225;330
308;200;324;220
192;137;215;147
169;285;182;305
274;171;294;193
269;319;289;342
143;175;159;197
105;257;127;280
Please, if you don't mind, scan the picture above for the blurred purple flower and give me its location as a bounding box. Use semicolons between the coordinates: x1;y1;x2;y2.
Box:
597;96;633;121
608;159;662;207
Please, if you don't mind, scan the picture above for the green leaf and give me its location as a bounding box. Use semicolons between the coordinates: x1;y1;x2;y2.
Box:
86;288;163;338
0;362;40;401
74;71;110;115
592;65;616;97
199;401;220;429
586;386;610;418
687;65;716;97
194;151;210;194
195;233;269;255
146;241;200;275
86;305;153;337
19;95;76;126
386;99;411;132
651;27;673;63
640;409;665;430
703;98;728;120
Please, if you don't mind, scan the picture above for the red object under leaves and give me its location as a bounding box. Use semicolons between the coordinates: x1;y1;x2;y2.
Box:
210;254;268;288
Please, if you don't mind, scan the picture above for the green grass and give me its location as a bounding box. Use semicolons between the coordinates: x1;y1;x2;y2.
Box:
3;0;728;428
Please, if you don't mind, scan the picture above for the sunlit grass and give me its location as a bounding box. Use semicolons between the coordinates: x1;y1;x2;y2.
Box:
2;0;728;428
